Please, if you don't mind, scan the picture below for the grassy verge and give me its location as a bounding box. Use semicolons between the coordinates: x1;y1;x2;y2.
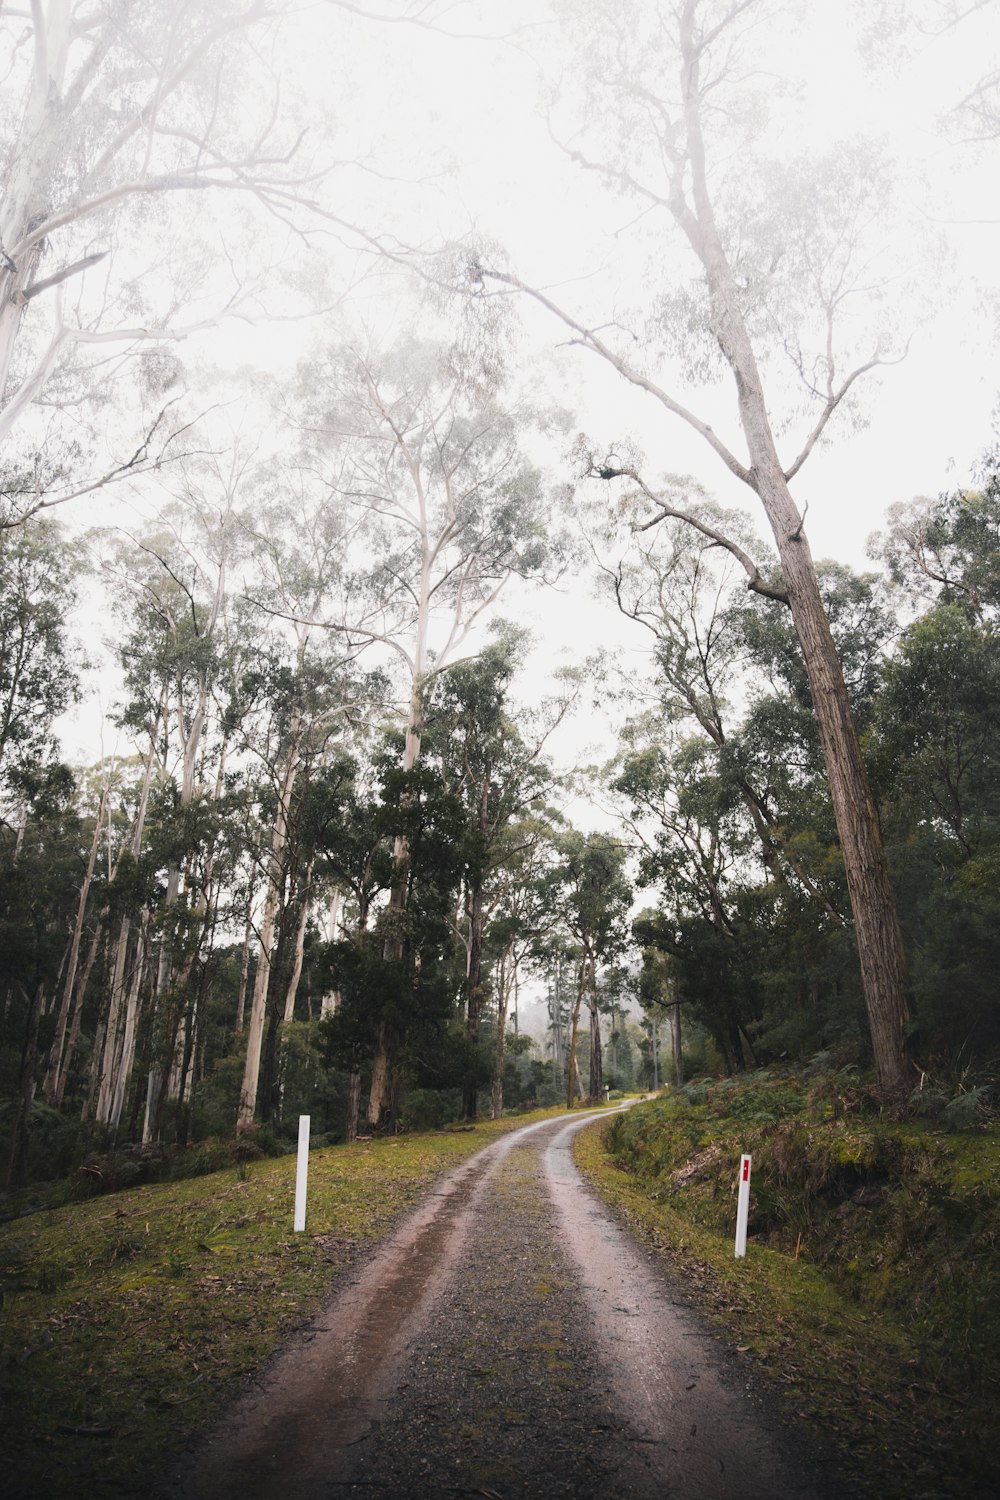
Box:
1;1107;565;1499
574;1081;999;1500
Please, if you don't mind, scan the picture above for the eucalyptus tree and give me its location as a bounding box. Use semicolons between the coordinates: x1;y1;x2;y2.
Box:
549;830;632;1107
0;517;85;1151
870;604;1000;1060
0;517;81;805
481;813;564;1118
45;753;150;1116
0;0;322;522
231;647;374;1132
299;327;558;1128
597;489;850;927
636;931;684;1089
613;724;764;1071
875;471;1000;623
473;0;917;1098
421;632;569;1117
867;470;1000;1059
96;476;247;1140
234;482;386;1131
320;747;468;1132
0;761;83;1187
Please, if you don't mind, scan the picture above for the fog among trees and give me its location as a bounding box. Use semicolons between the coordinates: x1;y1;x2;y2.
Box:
3;0;1000;1188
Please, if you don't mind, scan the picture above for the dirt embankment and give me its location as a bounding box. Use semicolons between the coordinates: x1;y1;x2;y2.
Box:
586;1074;1000;1500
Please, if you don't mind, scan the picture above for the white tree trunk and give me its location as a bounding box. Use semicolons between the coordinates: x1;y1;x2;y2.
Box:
490;949;515;1120
283;863;313;1024
44;780;108;1103
237;748;299;1131
109;917;149;1131
669;1004;684;1089
0;0;73;400
94;917;134;1127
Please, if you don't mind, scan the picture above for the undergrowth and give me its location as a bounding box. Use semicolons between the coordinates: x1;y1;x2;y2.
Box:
583;1067;999;1500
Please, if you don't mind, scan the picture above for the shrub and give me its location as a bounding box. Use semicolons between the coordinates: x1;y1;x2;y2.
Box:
399;1088;451;1131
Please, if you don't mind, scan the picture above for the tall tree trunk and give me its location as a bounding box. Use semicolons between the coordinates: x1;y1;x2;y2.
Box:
275;863;313;1121
669;1004;684;1088
144;556;225;1141
142;864;181;1144
490;950;513;1121
549;964;564;1080
82;946;109;1126
238;749;298;1131
366;1015;400;1133
44;782;108;1103
346;1070;361;1143
565;956;588;1110
282;864;313;1024
88;735;157;1127
109;916;149;1133
674;11;909;1100
573;1051;585;1104
462;771;491;1120
55;917;103;1110
95;916;134;1127
238;895;278;1133
588;996;604;1103
235;904;254;1035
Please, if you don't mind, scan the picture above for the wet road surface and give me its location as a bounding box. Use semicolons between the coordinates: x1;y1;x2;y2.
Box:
163;1111;835;1499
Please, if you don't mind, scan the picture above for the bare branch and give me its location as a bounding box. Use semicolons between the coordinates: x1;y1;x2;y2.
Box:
783;352;900;482
18;250;109;304
592;461;790;605
474;262;753;486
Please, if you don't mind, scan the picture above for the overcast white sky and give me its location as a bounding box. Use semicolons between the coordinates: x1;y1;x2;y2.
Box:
55;0;1000;772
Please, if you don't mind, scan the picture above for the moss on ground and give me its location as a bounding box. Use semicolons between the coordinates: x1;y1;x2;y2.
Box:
575;1077;1000;1500
0;1108;565;1499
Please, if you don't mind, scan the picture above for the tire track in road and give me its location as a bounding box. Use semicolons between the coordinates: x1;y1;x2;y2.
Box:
163;1111;839;1499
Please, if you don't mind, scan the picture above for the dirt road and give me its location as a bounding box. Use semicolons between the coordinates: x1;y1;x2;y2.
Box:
163;1111;846;1500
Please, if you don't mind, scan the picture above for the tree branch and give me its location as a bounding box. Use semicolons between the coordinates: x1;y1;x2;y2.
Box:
472;263;752;486
593;461;790;605
18;250;109;304
783;355;891;482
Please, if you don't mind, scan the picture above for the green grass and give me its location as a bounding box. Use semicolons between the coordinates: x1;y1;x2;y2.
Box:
0;1107;565;1499
574;1079;1000;1500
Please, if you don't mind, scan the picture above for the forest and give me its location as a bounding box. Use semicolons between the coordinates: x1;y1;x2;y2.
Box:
2;0;999;1194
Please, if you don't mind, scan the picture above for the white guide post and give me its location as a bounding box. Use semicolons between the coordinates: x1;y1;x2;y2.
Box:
293;1114;310;1232
734;1153;752;1259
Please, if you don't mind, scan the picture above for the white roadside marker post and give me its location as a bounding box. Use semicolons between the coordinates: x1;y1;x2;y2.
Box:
734;1153;752;1259
293;1114;310;1232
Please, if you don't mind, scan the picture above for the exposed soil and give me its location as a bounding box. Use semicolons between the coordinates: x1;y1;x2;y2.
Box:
161;1111;857;1500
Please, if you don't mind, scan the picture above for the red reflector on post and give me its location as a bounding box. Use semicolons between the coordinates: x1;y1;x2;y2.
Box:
735;1153;752;1258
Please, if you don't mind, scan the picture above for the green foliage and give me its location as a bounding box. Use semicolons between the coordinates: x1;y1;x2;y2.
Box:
725;1081;803;1124
942;1085;991;1132
0;521;82;802
399;1087;452;1131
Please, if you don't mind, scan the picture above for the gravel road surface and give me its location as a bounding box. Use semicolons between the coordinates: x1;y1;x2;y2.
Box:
163;1111;849;1500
